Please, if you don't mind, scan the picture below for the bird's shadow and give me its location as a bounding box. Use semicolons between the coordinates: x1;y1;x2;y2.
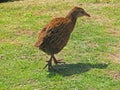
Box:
48;63;109;77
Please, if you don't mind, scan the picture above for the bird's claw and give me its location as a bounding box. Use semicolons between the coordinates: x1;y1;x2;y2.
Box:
54;59;66;65
43;61;56;71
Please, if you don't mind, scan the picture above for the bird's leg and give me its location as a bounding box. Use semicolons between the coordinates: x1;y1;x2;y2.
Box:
52;55;65;65
43;55;55;71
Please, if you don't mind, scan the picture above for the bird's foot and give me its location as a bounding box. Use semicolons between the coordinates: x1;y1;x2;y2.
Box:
54;59;65;65
43;60;56;71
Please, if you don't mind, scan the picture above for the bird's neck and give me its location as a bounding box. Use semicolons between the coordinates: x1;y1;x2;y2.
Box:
66;14;77;33
66;13;77;23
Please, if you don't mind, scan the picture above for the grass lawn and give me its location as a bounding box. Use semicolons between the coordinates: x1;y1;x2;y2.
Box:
0;0;120;90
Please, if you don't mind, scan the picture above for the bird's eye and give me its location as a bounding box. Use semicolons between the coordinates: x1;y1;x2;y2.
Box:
81;11;84;14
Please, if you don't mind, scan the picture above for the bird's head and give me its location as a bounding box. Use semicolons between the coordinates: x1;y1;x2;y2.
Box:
68;7;90;18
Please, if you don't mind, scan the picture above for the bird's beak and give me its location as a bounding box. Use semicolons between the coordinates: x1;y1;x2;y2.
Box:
84;12;90;17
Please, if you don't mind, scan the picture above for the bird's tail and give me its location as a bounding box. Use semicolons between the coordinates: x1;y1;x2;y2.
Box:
34;41;42;47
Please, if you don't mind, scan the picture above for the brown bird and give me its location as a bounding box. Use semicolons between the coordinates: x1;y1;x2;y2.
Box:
34;7;90;71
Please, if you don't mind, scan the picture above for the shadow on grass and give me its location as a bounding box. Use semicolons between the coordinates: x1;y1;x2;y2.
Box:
48;63;109;77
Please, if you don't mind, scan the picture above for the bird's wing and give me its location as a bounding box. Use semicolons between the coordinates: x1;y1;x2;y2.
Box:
34;18;71;47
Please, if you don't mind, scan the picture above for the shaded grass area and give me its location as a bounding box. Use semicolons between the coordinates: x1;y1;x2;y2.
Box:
0;0;20;3
51;63;109;76
0;0;120;90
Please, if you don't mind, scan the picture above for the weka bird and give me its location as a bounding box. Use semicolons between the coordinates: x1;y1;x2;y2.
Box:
34;7;90;70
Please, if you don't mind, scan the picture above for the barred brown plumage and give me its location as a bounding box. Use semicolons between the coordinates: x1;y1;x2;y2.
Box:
34;7;90;71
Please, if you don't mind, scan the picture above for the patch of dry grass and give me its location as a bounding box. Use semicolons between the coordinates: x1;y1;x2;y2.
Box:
108;53;120;63
107;29;120;36
108;71;120;80
15;29;35;36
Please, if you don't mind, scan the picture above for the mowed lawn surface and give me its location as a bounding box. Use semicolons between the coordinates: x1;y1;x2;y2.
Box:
0;0;120;90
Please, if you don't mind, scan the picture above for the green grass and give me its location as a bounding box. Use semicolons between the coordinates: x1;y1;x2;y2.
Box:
0;0;120;90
